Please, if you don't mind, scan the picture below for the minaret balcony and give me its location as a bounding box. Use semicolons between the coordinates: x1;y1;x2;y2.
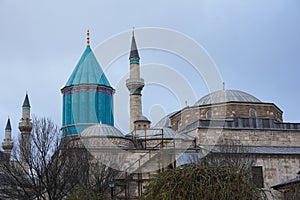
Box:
19;121;33;133
2;141;13;150
126;78;145;94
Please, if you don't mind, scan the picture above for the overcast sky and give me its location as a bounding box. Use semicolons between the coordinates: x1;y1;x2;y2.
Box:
0;0;299;145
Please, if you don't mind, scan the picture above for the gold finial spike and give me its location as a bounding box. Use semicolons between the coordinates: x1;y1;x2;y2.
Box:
87;29;90;46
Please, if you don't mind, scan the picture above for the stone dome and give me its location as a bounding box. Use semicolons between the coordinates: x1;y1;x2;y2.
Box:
80;124;124;138
194;89;261;106
134;115;150;123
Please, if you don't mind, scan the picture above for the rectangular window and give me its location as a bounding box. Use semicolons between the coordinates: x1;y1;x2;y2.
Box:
252;166;264;188
243;118;250;128
252;118;257;128
262;119;270;128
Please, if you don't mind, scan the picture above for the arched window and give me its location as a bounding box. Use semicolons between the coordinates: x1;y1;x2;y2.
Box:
177;120;182;129
206;110;212;119
249;108;257;118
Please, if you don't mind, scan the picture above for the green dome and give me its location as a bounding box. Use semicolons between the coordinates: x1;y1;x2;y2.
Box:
66;46;110;86
61;45;114;136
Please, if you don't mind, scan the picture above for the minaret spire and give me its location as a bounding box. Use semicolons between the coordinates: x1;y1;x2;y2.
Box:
2;117;13;156
126;30;145;131
5;117;12;131
129;28;140;60
19;93;33;164
23;93;31;108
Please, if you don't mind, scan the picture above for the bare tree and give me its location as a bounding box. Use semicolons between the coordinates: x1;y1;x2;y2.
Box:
88;160;119;194
65;160;121;200
65;150;127;200
0;116;89;200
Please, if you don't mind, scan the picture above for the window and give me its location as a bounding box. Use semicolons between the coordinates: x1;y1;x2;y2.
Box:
242;118;250;127
250;118;257;128
206;110;212;119
252;166;263;188
177;120;182;129
262;119;270;128
249;108;257;118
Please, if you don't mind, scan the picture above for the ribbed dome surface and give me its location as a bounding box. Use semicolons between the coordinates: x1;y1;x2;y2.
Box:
134;115;150;122
194;90;261;106
80;124;124;138
66;46;110;86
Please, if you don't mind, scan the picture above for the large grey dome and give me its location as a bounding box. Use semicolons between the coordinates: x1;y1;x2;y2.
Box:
194;89;261;106
80;124;124;138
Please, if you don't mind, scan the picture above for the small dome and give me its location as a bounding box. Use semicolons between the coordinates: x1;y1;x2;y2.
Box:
80;124;124;138
134;115;150;123
194;89;261;106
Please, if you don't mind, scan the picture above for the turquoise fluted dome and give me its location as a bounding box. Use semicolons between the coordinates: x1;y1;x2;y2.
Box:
66;46;110;86
61;46;114;136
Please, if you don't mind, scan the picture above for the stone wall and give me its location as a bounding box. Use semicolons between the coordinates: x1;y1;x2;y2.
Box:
184;127;300;198
255;155;300;189
171;102;283;131
189;128;300;147
82;137;134;148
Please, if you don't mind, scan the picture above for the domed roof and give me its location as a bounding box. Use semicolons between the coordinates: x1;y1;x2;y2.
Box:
66;46;111;87
80;124;124;138
134;115;150;123
194;89;261;106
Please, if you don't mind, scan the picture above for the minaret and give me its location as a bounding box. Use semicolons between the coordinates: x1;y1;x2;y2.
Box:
2;118;13;155
18;93;33;162
126;30;145;131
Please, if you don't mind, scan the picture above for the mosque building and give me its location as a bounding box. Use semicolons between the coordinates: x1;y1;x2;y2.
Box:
1;30;300;199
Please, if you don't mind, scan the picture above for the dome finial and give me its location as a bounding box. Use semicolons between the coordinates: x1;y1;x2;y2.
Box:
132;27;135;36
86;29;90;46
222;82;225;90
